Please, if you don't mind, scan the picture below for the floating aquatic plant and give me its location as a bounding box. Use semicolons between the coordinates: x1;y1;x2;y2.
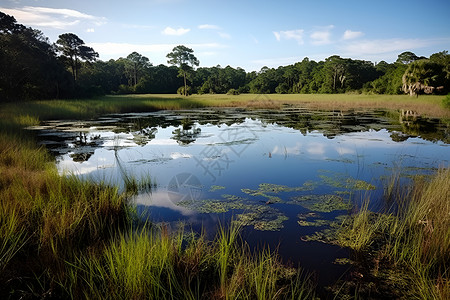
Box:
240;182;317;204
177;197;252;214
318;171;376;191
297;212;332;227
235;206;288;231
290;194;352;212
209;185;226;192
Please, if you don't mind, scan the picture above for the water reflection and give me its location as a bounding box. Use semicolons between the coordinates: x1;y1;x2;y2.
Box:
30;108;449;285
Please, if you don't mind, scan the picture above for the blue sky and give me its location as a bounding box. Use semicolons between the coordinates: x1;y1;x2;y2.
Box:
2;0;450;71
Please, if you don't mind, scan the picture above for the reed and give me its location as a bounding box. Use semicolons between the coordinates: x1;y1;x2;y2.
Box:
57;222;316;300
2;93;449;121
338;168;449;299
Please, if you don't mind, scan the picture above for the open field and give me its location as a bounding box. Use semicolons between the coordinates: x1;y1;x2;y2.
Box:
1;94;449;121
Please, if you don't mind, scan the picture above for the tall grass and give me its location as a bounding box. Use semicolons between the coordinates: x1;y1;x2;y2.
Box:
59;222;315;299
338;168;450;299
0;114;130;296
0;105;315;298
2;93;449;121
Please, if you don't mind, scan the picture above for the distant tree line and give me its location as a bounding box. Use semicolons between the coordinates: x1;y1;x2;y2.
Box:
1;11;449;102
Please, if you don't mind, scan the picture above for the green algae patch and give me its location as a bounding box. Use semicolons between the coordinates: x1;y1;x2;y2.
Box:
325;158;355;164
297;219;331;227
333;258;354;265
297;212;332;227
240;188;282;204
209;185;226;192
235;206;289;231
257;182;316;193
318;171;376;191
241;181;317;204
290;194;351;212
177;194;251;213
301;228;340;244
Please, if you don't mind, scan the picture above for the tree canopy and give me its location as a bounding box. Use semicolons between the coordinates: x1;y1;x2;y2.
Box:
167;45;199;96
56;33;98;81
0;12;449;102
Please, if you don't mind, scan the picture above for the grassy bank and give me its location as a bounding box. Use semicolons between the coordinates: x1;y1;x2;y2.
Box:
1;93;449;120
1;95;449;298
332;168;449;299
0;103;315;298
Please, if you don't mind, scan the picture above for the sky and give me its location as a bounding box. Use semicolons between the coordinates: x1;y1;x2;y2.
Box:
1;0;450;71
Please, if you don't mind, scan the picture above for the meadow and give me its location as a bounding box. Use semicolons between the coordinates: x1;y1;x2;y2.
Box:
1;94;449;121
0;94;448;299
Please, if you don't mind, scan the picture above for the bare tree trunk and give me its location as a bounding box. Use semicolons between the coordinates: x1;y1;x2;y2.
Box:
184;72;187;96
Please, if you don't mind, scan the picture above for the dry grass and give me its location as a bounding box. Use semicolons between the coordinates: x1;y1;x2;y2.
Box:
2;94;448;121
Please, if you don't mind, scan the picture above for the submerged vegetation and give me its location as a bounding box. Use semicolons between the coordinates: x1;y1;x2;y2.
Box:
302;169;450;299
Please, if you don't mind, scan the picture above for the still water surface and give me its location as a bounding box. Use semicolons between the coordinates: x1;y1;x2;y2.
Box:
31;108;449;285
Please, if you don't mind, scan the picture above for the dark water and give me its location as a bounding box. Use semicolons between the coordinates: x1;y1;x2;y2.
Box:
30;108;449;286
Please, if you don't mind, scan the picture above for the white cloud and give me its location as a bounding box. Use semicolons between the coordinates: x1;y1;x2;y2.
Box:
251;56;304;68
341;38;448;56
162;26;190;36
273;32;281;41
273;29;304;44
198;51;217;56
198;24;231;39
310;25;334;45
87;42;226;61
0;6;106;29
306;142;326;155
343;30;364;40
122;24;155;30
198;24;220;30
86;28;95;33
218;32;231;39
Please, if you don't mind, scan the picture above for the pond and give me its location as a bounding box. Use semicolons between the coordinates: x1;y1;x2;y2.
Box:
30;107;449;286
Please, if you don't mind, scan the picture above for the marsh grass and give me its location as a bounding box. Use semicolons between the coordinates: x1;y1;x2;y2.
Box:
2;94;449;121
0;104;316;299
337;168;450;299
59;222;315;300
0;112;314;298
0;115;130;296
1;95;448;298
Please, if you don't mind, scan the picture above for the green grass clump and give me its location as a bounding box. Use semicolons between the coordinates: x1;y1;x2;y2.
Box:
335;168;450;299
60;222;315;300
2;93;449;121
442;94;450;108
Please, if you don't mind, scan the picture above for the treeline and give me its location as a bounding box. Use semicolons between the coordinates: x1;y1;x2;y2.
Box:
1;11;449;102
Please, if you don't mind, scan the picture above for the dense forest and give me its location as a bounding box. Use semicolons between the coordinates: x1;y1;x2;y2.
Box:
1;11;449;102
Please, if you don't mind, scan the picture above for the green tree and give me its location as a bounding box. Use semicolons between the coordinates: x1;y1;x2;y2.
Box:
430;51;450;83
125;52;152;87
320;56;346;93
0;12;71;101
396;51;419;64
56;33;98;81
166;45;199;96
402;59;446;96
